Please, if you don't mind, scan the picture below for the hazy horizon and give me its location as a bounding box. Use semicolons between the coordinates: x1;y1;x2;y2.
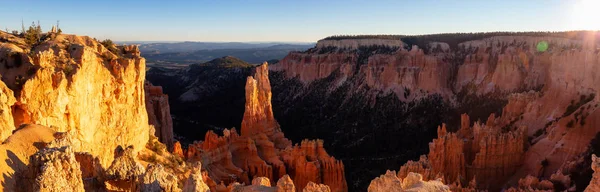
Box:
2;0;599;42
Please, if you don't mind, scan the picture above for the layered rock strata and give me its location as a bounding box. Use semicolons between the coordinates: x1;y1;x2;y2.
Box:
273;35;597;97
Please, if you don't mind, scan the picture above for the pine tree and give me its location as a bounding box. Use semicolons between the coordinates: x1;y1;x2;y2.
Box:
24;22;41;46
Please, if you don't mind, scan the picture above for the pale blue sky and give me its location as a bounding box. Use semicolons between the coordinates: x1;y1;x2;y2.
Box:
0;0;596;42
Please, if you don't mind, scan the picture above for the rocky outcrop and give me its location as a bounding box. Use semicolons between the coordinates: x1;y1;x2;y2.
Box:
276;175;296;192
173;141;184;158
303;182;331;192
253;177;272;187
183;162;210;192
217;174;298;192
0;32;150;168
367;171;450;192
105;145;146;191
586;155;600;192
367;171;402;192
29;146;85;192
146;81;174;150
139;164;180;192
0;81;15;141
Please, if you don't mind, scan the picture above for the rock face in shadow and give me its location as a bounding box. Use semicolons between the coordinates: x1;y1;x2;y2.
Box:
145;56;253;144
145;81;174;150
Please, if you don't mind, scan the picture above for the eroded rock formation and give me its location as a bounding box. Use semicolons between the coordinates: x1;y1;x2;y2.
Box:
367;171;450;192
303;182;331;192
586;155;600;192
29;146;85;192
241;63;291;149
184;63;346;191
183;162;210;192
391;113;526;190
139;164;180;192
105;145;146;191
0;124;57;191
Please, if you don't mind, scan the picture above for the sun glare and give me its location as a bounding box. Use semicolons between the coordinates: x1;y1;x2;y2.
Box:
571;0;600;30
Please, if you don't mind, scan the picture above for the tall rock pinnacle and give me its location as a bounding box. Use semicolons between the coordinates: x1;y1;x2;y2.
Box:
241;62;291;149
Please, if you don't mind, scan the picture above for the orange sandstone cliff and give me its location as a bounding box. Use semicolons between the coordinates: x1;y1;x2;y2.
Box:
0;30;158;191
0;30;150;168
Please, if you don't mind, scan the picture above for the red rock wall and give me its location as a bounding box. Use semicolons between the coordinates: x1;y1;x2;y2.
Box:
271;52;356;83
273;36;596;99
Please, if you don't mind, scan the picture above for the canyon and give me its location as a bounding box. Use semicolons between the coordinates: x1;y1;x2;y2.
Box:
146;31;600;191
265;32;600;191
2;27;600;192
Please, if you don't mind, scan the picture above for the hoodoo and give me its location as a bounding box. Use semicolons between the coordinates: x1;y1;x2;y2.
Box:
184;62;347;191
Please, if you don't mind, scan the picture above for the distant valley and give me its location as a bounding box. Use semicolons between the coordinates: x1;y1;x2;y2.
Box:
136;41;315;65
